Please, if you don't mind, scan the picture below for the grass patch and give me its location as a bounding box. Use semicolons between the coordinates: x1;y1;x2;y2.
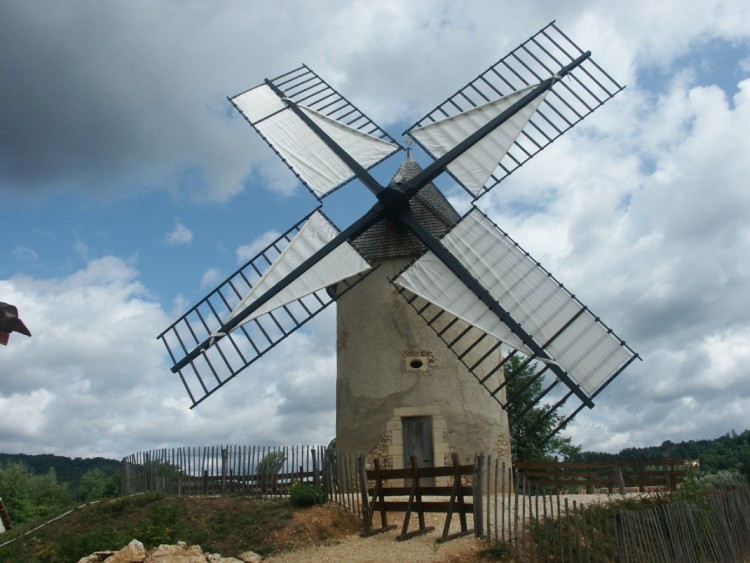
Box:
0;494;301;562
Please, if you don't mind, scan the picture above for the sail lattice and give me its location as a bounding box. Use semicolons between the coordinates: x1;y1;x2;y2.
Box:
406;21;624;199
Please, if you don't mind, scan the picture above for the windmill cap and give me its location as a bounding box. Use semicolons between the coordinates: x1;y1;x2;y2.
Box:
0;302;31;336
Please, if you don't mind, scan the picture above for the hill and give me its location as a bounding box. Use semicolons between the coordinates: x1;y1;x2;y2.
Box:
577;429;750;479
0;452;120;493
0;493;358;562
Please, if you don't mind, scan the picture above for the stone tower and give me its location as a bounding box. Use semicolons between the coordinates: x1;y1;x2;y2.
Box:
334;155;512;469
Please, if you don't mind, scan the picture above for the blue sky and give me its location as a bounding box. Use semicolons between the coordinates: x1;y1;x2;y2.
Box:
1;0;750;460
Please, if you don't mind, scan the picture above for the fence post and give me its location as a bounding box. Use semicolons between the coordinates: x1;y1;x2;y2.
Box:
357;455;370;527
312;448;320;488
145;453;152;492
486;454;491;541
474;454;484;538
615;466;626;494
221;447;228;493
120;459;129;496
322;448;331;497
615;512;627;561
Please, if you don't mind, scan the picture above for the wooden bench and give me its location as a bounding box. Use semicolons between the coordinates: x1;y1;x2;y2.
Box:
360;453;475;542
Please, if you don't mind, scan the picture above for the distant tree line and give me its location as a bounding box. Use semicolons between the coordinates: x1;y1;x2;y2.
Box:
574;429;750;481
506;354;750;484
0;454;120;525
0;453;119;493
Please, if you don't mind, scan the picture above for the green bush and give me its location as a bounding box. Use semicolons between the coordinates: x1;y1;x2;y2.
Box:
289;482;325;507
256;451;286;476
678;468;747;499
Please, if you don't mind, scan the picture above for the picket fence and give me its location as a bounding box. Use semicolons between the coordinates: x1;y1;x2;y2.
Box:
121;446;750;561
120;445;364;514
480;456;750;562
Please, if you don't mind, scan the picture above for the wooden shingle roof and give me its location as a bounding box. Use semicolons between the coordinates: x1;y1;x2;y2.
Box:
351;156;460;261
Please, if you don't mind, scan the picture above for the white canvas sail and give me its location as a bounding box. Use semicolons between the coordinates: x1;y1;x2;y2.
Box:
232;85;398;198
227;211;371;328
410;85;549;197
394;251;533;354
394;209;633;395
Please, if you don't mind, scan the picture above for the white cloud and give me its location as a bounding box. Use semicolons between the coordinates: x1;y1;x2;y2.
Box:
1;1;750;459
0;259;338;458
12;246;38;261
236;230;282;263
166;220;193;246
473;33;750;452
0;259;169;456
200;267;223;288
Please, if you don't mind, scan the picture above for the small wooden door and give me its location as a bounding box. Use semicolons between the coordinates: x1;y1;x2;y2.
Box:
402;416;434;485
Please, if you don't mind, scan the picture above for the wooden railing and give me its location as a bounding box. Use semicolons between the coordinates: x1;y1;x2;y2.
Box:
121;445;325;496
359;453;478;542
514;459;687;494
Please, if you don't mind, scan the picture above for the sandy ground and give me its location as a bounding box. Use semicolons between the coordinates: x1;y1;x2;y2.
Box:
265;511;483;563
265;493;618;562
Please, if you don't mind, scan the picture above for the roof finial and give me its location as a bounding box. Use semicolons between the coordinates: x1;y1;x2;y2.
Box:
405;137;414;160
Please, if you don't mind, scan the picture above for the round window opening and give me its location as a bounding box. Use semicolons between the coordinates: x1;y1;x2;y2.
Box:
409;358;424;369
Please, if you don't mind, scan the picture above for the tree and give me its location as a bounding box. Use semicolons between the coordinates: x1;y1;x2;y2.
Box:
77;468;119;503
0;462;32;523
256;450;286;475
256;450;287;493
0;462;71;524
504;354;581;462
29;467;71;518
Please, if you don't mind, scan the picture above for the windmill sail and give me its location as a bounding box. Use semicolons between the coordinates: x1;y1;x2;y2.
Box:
231;65;402;198
393;208;636;398
158;210;371;408
160;23;636;445
409;85;550;197
406;21;624;199
228;211;372;327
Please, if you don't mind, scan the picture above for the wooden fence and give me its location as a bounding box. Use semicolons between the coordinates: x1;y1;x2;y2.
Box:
359;453;476;542
120;444;364;514
121;445;323;496
121;447;750;560
481;455;750;562
501;484;750;562
515;459;687;494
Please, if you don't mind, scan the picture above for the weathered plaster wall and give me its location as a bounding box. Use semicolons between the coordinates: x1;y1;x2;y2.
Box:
335;257;511;468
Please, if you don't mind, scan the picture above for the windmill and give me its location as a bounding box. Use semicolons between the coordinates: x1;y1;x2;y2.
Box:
159;22;639;467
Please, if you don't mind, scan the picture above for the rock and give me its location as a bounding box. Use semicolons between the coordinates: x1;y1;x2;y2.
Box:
105;539;146;562
206;554;246;562
145;541;206;562
77;553;116;563
236;552;263;563
82;540;258;563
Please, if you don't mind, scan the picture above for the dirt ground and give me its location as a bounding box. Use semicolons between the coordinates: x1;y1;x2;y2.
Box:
265;503;487;562
264;492;617;562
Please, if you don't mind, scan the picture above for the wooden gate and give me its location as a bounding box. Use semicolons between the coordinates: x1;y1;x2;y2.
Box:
358;453;477;542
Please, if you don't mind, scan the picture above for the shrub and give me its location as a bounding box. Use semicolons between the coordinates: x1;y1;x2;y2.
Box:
289;482;325;507
256;451;286;476
678;468;747;499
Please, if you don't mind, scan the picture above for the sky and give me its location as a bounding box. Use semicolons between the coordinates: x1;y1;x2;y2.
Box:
1;0;749;461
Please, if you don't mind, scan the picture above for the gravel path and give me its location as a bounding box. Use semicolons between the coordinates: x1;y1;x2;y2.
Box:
265;493;619;562
265;511;482;563
265;532;481;562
